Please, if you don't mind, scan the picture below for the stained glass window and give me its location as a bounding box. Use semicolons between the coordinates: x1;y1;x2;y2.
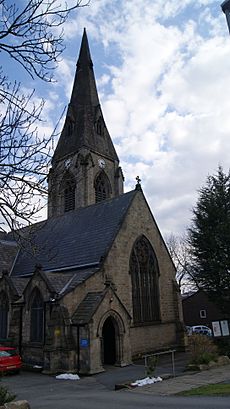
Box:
130;236;160;324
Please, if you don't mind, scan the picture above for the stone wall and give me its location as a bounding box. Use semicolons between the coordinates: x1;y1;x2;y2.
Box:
102;190;184;355
0;401;30;409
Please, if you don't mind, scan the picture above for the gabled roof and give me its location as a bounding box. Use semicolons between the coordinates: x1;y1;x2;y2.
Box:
11;277;30;297
72;291;105;324
0;275;29;299
71;287;131;325
10;190;136;277
44;268;99;297
52;28;118;163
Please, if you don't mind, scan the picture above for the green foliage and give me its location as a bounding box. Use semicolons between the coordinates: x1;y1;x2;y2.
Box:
146;355;158;378
188;333;218;365
188;166;230;313
0;386;16;405
177;383;230;396
214;338;230;357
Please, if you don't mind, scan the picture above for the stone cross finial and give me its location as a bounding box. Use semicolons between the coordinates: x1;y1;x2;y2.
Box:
135;176;142;191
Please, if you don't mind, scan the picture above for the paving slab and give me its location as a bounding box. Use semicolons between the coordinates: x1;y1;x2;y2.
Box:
129;364;230;395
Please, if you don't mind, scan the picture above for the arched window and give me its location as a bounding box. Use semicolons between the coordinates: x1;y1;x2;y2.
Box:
30;289;44;343
96;117;104;136
0;292;9;339
95;172;111;203
130;236;160;324
63;173;76;212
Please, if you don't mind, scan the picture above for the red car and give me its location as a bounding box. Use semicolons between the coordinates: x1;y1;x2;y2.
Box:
0;347;22;374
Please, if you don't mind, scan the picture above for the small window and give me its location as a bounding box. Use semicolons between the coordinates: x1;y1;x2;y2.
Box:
64;180;75;212
62;173;76;212
200;310;206;319
30;290;44;343
96;118;104;136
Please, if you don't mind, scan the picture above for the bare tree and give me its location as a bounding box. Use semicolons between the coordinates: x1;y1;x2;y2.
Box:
166;233;197;293
0;0;89;233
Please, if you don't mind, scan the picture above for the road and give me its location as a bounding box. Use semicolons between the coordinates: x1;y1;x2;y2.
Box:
1;371;230;409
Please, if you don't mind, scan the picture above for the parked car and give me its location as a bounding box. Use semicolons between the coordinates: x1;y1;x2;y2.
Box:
185;326;192;335
0;347;22;374
191;325;212;336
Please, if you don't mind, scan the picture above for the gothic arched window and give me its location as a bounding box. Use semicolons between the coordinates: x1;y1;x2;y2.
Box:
30;289;44;343
95;172;111;203
0;292;9;339
63;173;76;212
96;117;104;136
130;236;160;324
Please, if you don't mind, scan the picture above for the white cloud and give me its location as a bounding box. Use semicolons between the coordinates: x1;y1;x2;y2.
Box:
85;0;230;237
18;0;230;238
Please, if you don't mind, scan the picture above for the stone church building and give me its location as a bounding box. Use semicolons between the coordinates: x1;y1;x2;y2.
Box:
0;30;184;374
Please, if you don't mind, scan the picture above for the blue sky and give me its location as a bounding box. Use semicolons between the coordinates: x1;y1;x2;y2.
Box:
7;0;230;238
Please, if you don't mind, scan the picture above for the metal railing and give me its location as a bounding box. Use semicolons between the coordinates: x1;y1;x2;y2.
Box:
144;349;176;378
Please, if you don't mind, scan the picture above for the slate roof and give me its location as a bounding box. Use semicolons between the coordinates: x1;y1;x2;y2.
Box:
10;190;136;277
0;240;18;273
10;277;30;297
52;29;118;164
43;268;98;297
71;291;105;324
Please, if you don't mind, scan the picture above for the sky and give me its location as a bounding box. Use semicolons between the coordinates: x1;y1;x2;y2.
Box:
7;0;230;239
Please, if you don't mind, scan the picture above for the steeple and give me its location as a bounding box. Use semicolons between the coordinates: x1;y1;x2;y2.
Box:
48;29;124;218
52;28;118;164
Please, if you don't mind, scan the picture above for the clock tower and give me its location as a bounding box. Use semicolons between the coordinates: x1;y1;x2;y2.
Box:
48;29;124;218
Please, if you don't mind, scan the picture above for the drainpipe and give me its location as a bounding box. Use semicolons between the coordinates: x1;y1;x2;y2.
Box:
71;323;85;374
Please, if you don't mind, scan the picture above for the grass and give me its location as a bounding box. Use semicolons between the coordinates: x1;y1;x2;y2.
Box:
177;383;230;396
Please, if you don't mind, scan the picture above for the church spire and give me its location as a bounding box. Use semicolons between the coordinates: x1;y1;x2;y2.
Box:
52;28;118;164
48;29;124;218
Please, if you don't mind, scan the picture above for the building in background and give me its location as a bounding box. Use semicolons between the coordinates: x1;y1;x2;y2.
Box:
182;290;230;337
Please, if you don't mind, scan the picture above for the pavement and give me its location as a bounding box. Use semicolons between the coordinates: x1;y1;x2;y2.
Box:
129;364;230;396
1;352;230;409
93;352;230;395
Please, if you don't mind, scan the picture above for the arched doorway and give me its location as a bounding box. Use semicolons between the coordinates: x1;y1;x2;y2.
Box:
102;317;116;365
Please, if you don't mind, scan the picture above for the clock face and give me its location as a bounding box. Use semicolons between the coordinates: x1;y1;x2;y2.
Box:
98;158;106;169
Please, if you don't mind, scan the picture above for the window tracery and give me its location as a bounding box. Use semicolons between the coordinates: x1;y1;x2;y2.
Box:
130;236;160;324
95;171;111;203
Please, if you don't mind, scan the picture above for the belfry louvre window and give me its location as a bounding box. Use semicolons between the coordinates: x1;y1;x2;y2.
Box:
0;292;9;339
30;290;44;343
95;172;110;203
64;175;76;212
130;236;160;324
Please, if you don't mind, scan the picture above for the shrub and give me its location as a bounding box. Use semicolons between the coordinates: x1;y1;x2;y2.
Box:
188;333;218;365
0;385;16;405
214;338;230;357
146;355;158;378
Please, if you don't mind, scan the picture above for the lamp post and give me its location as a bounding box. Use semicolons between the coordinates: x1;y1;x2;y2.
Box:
221;0;230;33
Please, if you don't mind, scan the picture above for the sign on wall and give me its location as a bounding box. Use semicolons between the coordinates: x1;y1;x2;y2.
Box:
212;321;222;337
80;338;89;348
220;320;230;336
212;320;230;337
